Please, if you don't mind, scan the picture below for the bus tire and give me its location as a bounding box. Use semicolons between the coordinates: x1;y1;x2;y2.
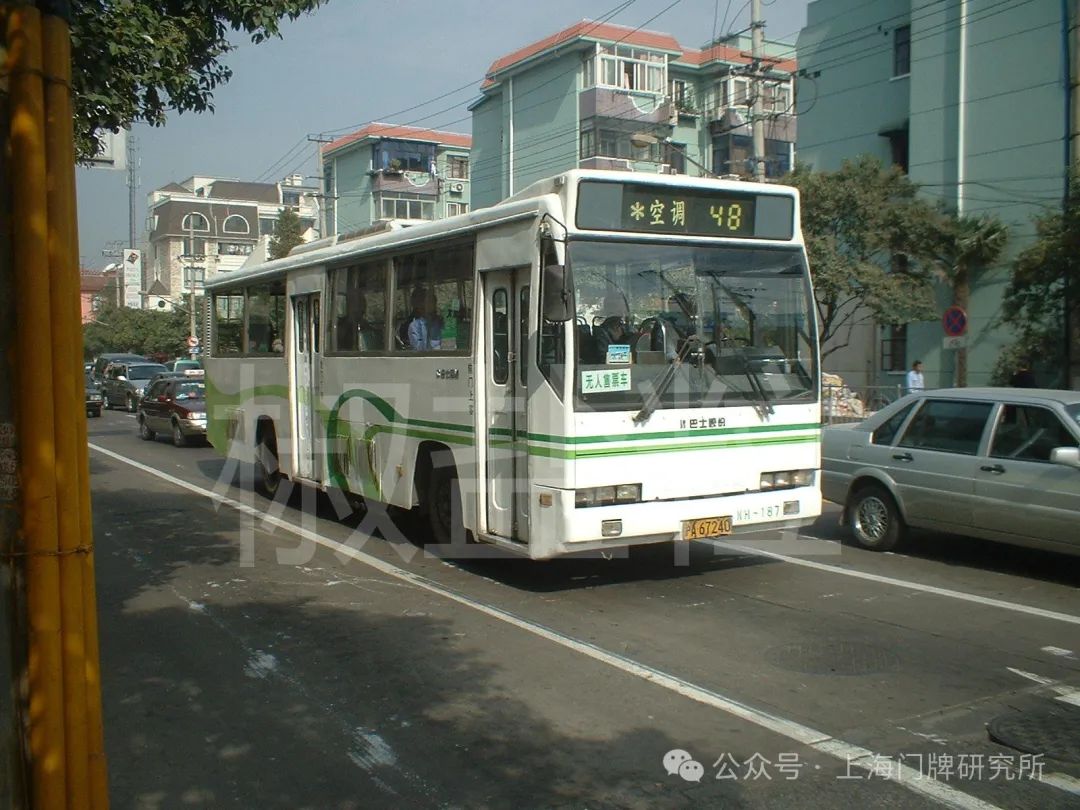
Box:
254;421;281;499
427;450;464;547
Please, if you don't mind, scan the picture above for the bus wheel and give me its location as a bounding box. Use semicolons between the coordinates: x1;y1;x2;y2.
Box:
427;451;464;547
254;427;281;499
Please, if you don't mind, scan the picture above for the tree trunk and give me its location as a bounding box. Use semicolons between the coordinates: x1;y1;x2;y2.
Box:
954;269;970;387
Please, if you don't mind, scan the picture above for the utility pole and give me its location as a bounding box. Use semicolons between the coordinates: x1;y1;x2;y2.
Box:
126;132;138;249
308;135;333;238
1069;0;1080;388
186;215;199;353
750;0;766;182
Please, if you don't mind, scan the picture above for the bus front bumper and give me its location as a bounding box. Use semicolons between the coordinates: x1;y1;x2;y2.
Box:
529;485;821;559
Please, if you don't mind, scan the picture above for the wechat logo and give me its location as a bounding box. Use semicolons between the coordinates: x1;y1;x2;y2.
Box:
663;749;704;783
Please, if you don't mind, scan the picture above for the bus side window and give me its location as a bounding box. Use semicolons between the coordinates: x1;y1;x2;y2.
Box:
492;289;509;384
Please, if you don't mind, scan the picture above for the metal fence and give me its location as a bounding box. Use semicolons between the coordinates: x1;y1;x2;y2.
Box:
823;382;906;425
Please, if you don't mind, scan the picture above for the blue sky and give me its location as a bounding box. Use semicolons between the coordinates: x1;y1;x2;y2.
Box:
75;0;809;270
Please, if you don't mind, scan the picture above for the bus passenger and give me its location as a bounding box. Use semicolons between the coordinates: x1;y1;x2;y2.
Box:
408;289;429;350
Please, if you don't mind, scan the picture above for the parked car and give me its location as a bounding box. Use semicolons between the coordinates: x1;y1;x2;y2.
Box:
102;361;168;412
166;358;202;375
822;388;1080;556
90;352;146;384
84;373;103;418
137;376;207;446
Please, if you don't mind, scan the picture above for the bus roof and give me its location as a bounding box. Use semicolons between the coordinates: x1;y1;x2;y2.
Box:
204;169;800;291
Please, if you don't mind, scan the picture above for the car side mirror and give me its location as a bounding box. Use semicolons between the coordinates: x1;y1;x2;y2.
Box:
1049;446;1080;469
542;264;573;323
116;375;127;382
157;396;169;402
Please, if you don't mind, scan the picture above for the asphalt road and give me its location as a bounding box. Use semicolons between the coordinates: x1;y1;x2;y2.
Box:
86;408;1080;809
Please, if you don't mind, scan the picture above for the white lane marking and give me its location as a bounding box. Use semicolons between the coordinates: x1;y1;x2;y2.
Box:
91;443;1003;810
1042;773;1080;796
718;542;1080;626
1041;646;1075;658
349;728;397;770
1007;668;1080;708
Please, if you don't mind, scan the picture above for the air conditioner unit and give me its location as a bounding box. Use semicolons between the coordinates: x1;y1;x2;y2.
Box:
450;182;465;194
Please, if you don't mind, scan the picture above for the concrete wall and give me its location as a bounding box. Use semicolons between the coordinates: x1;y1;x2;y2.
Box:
471;94;504;209
333;149;373;234
509;50;581;198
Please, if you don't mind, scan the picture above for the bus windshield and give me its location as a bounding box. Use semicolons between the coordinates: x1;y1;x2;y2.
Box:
569;240;816;412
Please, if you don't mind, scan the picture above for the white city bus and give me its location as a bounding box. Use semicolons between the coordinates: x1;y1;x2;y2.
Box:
203;169;821;559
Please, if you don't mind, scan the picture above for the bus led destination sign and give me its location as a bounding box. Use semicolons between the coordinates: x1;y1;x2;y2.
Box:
576;180;794;240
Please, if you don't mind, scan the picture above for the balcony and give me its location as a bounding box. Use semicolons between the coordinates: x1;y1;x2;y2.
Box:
709;106;796;141
367;169;437;195
579;87;673;125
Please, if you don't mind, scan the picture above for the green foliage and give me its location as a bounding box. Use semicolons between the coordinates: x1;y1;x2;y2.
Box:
920;213;1009;297
786;157;939;358
71;0;328;161
268;208;305;259
996;173;1080;388
83;305;189;360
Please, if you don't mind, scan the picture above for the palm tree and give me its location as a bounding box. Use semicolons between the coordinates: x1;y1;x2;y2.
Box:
928;213;1009;386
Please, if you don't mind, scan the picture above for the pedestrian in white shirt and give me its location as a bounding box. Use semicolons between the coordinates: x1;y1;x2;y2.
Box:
905;360;925;394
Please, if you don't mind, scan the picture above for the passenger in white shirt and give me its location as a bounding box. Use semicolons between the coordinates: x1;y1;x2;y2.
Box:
905;360;925;394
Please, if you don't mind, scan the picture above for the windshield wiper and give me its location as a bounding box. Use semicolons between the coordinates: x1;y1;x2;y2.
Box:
634;336;700;424
742;357;774;416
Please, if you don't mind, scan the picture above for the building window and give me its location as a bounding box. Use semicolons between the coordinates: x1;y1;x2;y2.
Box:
731;78;750;107
259;217;278;236
894;25;911;76
222;214;249;234
218;242;253;256
665;141;686;174
182;237;207;257
580;124;662;162
764;138;792;177
764;81;792;115
671;79;698;114
447;202;469;217
883;127;910;173
282;190;301;208
373;139;435;173
588;44;667;94
881;324;907;372
713;135;791;178
181;212;209;232
183;266;205;287
377;194;435;220
447;156;469;179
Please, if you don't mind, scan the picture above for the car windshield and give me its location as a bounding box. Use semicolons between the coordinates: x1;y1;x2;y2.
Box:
128;364;167;380
174;361;200;372
568;240;816;412
175;382;205;400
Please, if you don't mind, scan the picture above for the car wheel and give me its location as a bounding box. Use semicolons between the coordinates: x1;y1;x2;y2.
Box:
127;394;138;413
90;408;101;418
138;417;156;441
253;439;280;499
848;484;905;551
171;420;188;448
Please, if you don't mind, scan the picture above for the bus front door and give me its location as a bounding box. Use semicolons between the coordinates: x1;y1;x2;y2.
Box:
484;268;529;542
292;293;321;481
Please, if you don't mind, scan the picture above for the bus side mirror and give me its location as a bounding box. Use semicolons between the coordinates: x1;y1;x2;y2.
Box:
542;264;573;323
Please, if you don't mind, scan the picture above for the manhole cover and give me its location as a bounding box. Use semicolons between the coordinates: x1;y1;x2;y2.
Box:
764;640;899;676
988;708;1080;764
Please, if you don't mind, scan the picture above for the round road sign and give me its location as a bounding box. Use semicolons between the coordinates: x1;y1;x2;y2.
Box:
186;335;199;348
942;306;968;337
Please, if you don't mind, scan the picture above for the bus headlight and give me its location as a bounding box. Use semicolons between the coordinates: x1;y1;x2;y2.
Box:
575;483;642;508
760;469;815;490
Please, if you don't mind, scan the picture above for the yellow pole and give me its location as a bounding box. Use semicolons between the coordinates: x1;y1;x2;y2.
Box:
7;3;67;808
42;8;90;807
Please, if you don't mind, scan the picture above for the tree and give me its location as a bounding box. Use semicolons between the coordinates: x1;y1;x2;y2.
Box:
268;208;305;259
996;173;1080;388
70;1;327;161
786;157;939;359
920;213;1008;386
82;305;189;360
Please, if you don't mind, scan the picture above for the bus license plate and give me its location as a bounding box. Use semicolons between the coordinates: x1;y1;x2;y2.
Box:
682;516;732;540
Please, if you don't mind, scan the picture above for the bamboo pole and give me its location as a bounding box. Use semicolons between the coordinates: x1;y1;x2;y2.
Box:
7;2;68;807
42;7;90;806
